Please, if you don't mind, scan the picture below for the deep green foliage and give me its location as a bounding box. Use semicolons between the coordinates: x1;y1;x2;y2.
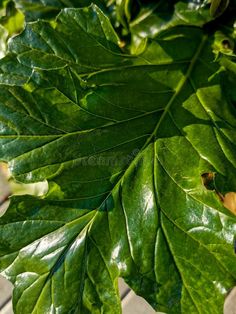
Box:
0;1;236;313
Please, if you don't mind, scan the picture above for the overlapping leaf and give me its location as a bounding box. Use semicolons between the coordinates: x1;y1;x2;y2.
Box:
0;4;236;314
14;0;110;21
110;0;216;53
11;0;221;54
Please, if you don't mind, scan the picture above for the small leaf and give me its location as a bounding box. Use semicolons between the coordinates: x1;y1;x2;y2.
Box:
213;31;235;57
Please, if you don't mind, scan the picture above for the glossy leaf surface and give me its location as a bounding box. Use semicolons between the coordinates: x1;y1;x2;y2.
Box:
0;4;236;314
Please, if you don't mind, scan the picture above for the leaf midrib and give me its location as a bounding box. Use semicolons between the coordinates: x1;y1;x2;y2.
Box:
98;33;208;210
9;34;208;208
11;32;207;177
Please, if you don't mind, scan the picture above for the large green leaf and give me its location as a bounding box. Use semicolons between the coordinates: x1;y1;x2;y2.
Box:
11;0;218;55
0;5;236;314
11;0;231;57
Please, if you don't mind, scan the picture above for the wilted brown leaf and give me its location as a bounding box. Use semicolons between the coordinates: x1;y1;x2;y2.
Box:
222;192;236;215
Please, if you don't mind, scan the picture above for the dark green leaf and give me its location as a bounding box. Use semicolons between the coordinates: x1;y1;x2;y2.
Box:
14;0;109;21
126;0;214;53
0;5;236;314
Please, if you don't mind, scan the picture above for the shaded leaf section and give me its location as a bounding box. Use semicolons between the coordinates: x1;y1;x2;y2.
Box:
14;0;110;21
